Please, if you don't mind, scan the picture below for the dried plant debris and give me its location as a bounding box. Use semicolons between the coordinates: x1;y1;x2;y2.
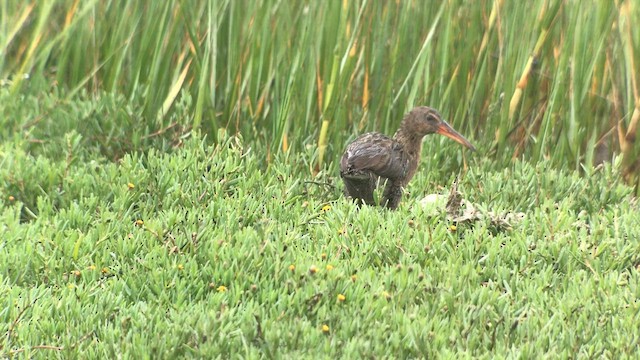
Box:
445;179;463;216
419;179;524;231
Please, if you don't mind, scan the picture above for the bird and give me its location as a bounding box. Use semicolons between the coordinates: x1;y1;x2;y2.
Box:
340;106;475;210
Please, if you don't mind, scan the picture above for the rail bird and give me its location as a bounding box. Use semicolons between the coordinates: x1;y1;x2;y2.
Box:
340;106;475;209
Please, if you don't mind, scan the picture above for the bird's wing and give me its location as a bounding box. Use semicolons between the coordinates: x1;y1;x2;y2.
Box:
340;132;408;179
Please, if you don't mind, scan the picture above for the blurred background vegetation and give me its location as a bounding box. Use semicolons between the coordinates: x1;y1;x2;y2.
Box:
1;0;639;190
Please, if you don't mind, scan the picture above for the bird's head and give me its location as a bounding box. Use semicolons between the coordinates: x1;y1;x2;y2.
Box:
405;106;476;151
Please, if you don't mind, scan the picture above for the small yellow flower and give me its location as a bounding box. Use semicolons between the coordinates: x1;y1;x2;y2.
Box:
325;264;334;271
309;265;318;274
321;204;331;212
8;195;15;202
321;253;327;260
338;227;346;236
288;264;296;271
67;284;75;289
217;285;227;292
177;264;184;271
88;265;96;271
127;182;135;190
449;224;457;232
351;275;357;282
337;294;346;302
382;291;392;300
135;219;144;226
322;324;330;333
101;267;109;274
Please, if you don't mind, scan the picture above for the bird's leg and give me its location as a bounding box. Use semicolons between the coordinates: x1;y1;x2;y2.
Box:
381;180;404;210
341;171;377;206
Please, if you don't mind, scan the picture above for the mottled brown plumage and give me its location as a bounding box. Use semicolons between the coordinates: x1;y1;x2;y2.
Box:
340;106;475;210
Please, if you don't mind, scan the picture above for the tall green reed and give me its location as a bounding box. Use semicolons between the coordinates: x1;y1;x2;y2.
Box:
1;1;639;189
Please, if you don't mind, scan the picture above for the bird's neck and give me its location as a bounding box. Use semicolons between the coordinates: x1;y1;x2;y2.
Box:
393;127;423;184
393;127;424;158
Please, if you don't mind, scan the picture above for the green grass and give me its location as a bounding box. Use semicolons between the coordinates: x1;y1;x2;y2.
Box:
2;0;640;357
2;127;639;357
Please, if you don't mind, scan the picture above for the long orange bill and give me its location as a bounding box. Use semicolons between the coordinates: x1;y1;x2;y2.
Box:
435;121;476;151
